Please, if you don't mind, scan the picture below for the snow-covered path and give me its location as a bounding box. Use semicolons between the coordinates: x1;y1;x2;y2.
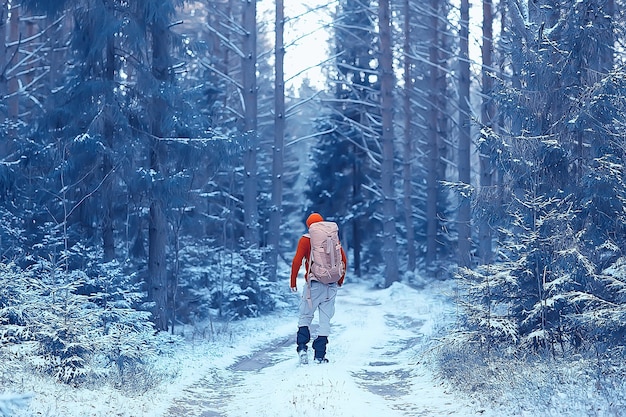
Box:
165;281;488;417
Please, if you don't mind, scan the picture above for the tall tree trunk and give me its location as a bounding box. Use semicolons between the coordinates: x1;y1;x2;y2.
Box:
479;0;494;264
379;0;398;287
268;0;284;281
402;0;415;272
148;19;172;332
242;0;258;248
0;0;8;218
426;0;440;267
457;0;471;267
102;24;116;262
508;0;523;136
0;1;7;127
148;193;168;331
7;2;18;129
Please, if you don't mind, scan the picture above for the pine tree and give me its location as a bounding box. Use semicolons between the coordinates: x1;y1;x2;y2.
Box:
461;0;626;355
308;0;382;277
378;0;399;286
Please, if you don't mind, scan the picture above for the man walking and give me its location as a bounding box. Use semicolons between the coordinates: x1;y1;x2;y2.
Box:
290;213;347;364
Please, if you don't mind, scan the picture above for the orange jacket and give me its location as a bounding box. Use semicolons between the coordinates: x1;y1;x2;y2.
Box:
290;235;347;288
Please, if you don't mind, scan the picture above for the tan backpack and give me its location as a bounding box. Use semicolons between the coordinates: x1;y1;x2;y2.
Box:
307;221;345;284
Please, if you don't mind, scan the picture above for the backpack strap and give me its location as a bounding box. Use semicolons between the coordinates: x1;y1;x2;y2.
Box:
305;234;314;308
327;236;336;267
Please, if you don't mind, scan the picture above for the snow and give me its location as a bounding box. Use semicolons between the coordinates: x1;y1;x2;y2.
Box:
8;277;623;416
8;278;489;417
212;281;465;417
163;279;490;417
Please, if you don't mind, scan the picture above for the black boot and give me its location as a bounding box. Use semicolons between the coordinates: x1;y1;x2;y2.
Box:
296;326;310;353
312;336;328;363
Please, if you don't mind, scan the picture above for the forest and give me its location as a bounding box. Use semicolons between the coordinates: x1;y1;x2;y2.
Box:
1;0;626;411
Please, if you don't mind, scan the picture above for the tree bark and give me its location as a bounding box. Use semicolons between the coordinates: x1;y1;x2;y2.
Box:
379;0;399;287
148;194;168;331
148;17;172;332
102;21;116;262
268;0;284;281
457;0;471;267
242;0;259;248
0;2;7;126
426;0;440;267
7;2;18;127
402;0;416;272
479;0;494;264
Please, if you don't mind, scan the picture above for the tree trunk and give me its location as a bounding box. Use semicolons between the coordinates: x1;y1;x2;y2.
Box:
0;2;8;239
479;0;494;264
457;0;471;267
102;25;116;262
426;0;440;267
402;0;415;272
0;2;7;126
379;0;398;287
242;0;259;248
148;195;168;331
268;0;284;281
7;2;18;127
508;0;524;137
148;18;172;332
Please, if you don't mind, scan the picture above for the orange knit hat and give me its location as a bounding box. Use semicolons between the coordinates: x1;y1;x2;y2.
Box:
306;213;324;228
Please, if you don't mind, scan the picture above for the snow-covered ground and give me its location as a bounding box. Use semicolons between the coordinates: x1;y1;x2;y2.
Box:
9;277;624;417
10;278;492;417
164;279;480;417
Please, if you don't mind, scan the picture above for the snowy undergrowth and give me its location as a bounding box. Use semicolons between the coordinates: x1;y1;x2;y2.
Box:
7;275;626;417
434;343;626;417
2;290;298;417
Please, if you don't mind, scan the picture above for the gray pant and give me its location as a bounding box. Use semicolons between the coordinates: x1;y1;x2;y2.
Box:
298;280;338;336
